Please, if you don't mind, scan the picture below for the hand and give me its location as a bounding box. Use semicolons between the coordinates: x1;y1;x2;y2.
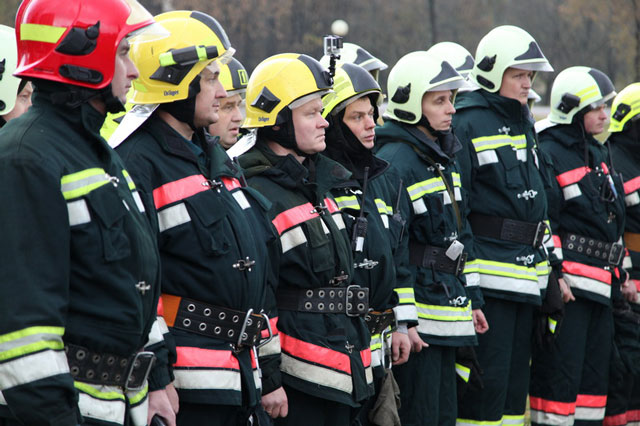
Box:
558;278;575;303
262;386;288;418
165;383;179;415
391;331;411;365
472;309;489;334
407;327;429;352
622;278;639;303
147;387;177;426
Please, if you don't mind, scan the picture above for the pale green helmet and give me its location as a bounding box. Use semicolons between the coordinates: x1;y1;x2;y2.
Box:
547;66;616;125
609;82;640;133
427;42;475;79
471;25;553;93
385;50;467;125
319;42;387;81
322;63;382;118
0;25;22;116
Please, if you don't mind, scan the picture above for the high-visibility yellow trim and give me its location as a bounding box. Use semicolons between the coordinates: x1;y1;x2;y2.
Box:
334;195;360;210
407;177;446;201
456;418;502;426
471;134;527;152
0;340;64;361
128;384;149;404
548;317;557;334
394;287;416;304
416;302;472;321
476;259;538;281
455;362;471;382
61;168;111;200
75;382;126;401
0;326;64;344
20;23;66;44
122;170;136;190
375;198;393;215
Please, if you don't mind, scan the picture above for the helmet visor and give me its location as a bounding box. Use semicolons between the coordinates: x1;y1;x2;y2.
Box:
429;78;474;92
127;22;170;44
512;60;554;73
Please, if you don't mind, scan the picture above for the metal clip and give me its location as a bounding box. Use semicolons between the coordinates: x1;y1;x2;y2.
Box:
107;174;120;187
232;308;254;353
310;203;327;215
255;312;273;349
355;259;379;270
233;257;255;272
329;272;349;286
135;281;151;295
202;179;224;192
124;351;155;391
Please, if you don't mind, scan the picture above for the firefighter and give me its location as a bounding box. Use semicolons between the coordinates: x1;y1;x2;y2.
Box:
238;53;374;425
0;25;32;126
605;82;640;426
451;25;555;426
112;11;280;426
321;62;414;425
0;0;172;424
530;66;624;425
375;50;487;426
208;58;248;150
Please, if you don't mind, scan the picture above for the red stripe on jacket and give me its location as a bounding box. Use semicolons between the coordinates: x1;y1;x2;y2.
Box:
556;167;591;188
624;175;640;195
175;346;240;369
529;396;575;416
261;316;279;339
272;203;319;235
562;261;612;284
222;177;241;191
153;174;208;209
280;332;352;374
576;394;607;407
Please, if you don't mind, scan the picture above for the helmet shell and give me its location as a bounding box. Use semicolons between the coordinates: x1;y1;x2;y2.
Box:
0;25;22;114
322;62;382;118
219;57;248;97
15;0;156;89
244;53;332;128
609;82;640;133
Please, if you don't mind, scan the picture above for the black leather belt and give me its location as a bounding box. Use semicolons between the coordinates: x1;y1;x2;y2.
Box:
562;233;624;265
468;212;546;248
277;285;370;316
409;242;467;276
65;343;155;390
165;296;269;351
364;309;396;335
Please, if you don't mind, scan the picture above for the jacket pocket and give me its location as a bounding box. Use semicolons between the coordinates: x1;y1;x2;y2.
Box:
496;145;524;189
305;217;334;273
184;192;230;256
85;184;131;262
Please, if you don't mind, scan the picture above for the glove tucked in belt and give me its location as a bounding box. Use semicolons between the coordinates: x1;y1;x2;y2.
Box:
409;241;467;276
65;343;155;391
562;232;624;265
468;212;546;248
277;285;369;316
161;294;271;351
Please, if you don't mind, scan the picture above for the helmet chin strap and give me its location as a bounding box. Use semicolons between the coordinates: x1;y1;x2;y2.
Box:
418;114;457;157
260;108;309;157
159;75;201;131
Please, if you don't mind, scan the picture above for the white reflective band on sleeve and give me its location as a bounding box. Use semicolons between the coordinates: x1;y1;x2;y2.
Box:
502;414;525;426
145;319;165;347
158;202;191;232
371;347;383;368
321;219;330;235
364;364;373;385
0;349;69;389
232;191;251;210
258;334;281;357
625;192;640;207
67;199;91;226
280;226;307;253
332;212;346;230
564;273;611;299
380;214;389;229
78;388;126;425
393;304;418;322
416;317;475;337
563;183;582;200
465;272;480;287
132;191;146;213
173;368;241;391
127;394;149;426
529;410;574;426
623;255;633;270
280;353;352;394
575;406;605;421
254;367;262;390
412;199;427;214
476;150;499;166
478;273;542;296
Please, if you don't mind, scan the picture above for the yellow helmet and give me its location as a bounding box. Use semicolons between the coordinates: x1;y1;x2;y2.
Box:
609;82;640;133
244;53;332;128
129;10;234;105
322;63;382;118
219;57;248;98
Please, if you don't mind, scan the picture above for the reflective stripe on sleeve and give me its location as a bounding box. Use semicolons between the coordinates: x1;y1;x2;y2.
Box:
575;394;607;421
416;303;475;337
556;167;591;187
562;261;611;299
153;175;209;209
477;150;500;166
157;202;190;232
455;363;470;383
562;183;582;200
475;259;540;295
280;226;307;253
471;134;526;152
407;177;445;201
126;387;149;426
624;175;640;195
281;352;352;394
61;168;112;200
122;170;136;191
221;177;241;191
625;192;640;207
76;382;126;425
536;261;551;291
173;346;242;391
335;195;359;210
131;191;146;213
502;414;525;426
258;334;281;357
332;212;346;231
412;198;427;214
0;349;69;389
272;203;319;235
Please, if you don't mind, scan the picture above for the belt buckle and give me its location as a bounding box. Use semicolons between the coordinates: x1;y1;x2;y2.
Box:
125;351;156;391
456;253;468;276
346;285;369;317
233;308;255;353
533;221;546;248
608;242;624;265
255;312;273;350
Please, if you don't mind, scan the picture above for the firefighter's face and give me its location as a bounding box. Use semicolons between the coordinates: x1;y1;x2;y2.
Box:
194;62;228;128
292;97;328;155
208;93;244;149
343;96;376;150
111;39;138;104
421;90;455;131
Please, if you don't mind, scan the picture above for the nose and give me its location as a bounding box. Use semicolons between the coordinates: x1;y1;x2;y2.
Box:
215;80;228;99
319;114;329;128
232;106;243;123
447;99;456;115
365;114;376;129
126;56;139;80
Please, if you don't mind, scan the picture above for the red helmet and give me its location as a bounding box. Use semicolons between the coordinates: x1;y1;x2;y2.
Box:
14;0;157;89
